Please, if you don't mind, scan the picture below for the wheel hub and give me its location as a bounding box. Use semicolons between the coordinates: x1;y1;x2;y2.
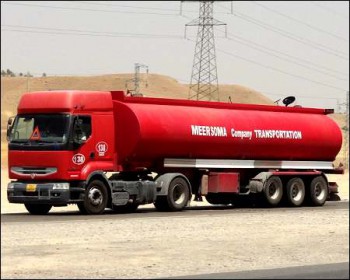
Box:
291;183;302;201
173;184;185;205
314;183;326;200
88;187;103;206
268;183;279;199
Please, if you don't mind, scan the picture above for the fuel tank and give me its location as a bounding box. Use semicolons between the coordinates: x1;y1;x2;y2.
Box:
112;92;342;167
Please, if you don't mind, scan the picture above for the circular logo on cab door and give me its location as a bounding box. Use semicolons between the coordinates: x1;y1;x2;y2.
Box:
72;153;85;165
96;141;108;156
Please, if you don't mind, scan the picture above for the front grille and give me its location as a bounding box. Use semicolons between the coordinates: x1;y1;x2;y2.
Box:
11;167;57;176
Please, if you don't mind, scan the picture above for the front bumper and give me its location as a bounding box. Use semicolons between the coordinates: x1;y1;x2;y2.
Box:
7;182;85;205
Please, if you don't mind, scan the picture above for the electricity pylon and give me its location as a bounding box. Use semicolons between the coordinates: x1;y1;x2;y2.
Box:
184;1;227;101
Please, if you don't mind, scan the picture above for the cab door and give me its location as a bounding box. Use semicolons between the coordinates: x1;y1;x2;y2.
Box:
70;115;93;172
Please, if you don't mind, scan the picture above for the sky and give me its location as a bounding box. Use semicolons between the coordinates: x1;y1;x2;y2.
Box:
1;1;349;111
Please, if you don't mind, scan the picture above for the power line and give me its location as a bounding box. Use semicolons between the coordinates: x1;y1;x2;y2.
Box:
251;1;349;43
220;29;348;78
77;1;232;15
3;2;178;16
217;30;349;82
76;1;181;12
216;3;349;60
4;24;346;92
209;42;347;92
311;1;349;20
1;25;183;39
5;2;348;61
5;21;348;79
260;91;343;100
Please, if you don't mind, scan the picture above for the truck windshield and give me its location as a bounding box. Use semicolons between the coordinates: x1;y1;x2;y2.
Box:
9;114;70;143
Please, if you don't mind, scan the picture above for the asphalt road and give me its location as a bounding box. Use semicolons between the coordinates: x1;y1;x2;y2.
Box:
2;201;348;279
1;200;348;223
166;262;350;279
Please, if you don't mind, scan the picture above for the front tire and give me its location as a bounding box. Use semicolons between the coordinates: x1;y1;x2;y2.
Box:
25;204;52;215
78;180;108;214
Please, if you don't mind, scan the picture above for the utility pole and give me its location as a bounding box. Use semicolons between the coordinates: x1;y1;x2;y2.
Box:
125;63;149;97
337;99;341;113
184;1;227;101
26;72;29;92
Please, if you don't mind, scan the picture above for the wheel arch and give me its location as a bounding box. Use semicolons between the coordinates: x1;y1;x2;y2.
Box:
155;173;192;197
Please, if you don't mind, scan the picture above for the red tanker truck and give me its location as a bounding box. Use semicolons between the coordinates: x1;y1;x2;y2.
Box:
6;90;344;214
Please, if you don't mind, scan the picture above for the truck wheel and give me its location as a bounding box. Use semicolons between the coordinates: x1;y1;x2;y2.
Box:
286;177;305;207
79;180;108;214
308;176;328;206
25;204;52;215
154;177;190;211
263;176;283;206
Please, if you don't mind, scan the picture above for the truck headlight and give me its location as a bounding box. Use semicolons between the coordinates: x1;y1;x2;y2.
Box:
7;182;15;190
52;183;69;190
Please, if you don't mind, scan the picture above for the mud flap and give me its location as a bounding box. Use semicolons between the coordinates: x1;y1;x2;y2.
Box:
247;172;273;193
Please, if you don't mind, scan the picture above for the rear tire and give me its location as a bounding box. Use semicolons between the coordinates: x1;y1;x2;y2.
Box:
263;176;283;207
79;180;108;214
25;204;52;215
308;176;328;206
154;177;190;211
286;177;305;207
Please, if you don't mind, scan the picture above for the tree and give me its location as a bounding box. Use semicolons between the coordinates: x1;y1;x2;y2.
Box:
6;69;15;77
42;73;47;77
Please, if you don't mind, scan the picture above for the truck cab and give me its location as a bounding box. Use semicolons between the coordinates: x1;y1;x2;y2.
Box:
7;90;117;214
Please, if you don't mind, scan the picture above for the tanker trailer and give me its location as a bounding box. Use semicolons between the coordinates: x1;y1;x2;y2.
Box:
111;91;343;210
7;90;343;214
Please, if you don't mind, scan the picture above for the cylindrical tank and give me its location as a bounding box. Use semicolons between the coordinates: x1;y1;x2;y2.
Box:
113;97;342;167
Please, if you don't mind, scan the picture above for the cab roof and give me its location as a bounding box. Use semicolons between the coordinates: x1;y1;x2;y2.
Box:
17;90;113;114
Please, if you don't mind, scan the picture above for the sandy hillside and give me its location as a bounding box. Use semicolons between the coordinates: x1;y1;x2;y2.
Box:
0;74;274;129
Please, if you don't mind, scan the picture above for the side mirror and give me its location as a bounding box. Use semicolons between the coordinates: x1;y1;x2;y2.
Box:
6;116;15;141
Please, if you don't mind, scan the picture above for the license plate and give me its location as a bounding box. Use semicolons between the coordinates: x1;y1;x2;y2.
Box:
26;184;37;192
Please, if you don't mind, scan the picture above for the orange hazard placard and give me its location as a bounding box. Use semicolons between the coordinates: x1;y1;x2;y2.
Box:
30;126;41;140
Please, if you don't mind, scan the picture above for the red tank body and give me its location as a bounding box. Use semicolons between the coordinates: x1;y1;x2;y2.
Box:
112;92;342;167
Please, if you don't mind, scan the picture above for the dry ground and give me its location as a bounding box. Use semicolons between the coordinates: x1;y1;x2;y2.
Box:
1;195;349;279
